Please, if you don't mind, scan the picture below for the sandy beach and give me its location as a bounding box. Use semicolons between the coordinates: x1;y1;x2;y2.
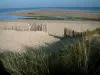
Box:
0;20;100;52
1;0;100;74
9;9;100;18
0;8;100;52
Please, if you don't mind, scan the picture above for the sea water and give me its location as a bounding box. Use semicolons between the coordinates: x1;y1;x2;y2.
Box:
0;7;100;20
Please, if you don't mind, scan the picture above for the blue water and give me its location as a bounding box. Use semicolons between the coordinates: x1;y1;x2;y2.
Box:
0;7;100;20
0;13;31;20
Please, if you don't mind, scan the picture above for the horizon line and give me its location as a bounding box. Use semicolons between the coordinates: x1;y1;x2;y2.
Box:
0;7;100;9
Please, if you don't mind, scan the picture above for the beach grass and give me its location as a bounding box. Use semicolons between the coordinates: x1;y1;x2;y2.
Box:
0;28;100;75
85;28;100;36
0;39;88;75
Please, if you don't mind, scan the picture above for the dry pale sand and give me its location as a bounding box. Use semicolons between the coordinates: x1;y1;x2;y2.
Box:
0;30;59;52
9;9;100;18
0;20;100;52
0;20;100;35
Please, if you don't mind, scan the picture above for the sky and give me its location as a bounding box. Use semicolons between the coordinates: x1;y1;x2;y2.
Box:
0;0;100;8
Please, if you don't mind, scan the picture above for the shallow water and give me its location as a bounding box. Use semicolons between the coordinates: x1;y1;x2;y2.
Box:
0;13;33;20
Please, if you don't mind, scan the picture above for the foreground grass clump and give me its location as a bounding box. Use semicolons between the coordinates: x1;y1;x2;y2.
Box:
0;39;88;75
88;37;100;75
59;40;88;74
0;36;100;75
0;48;52;75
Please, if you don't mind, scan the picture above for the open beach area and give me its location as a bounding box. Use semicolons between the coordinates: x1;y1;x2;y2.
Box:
0;19;100;52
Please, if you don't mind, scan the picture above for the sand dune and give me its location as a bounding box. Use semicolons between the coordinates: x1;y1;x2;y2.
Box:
0;20;100;52
0;30;59;52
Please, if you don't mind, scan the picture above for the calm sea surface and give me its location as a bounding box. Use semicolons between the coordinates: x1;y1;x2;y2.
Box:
0;7;100;20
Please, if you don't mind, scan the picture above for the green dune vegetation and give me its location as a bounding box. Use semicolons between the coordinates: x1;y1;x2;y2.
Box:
0;28;100;75
20;16;100;21
20;16;66;20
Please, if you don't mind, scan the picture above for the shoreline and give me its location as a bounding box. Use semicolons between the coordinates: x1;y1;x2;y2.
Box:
8;9;100;19
0;8;100;20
